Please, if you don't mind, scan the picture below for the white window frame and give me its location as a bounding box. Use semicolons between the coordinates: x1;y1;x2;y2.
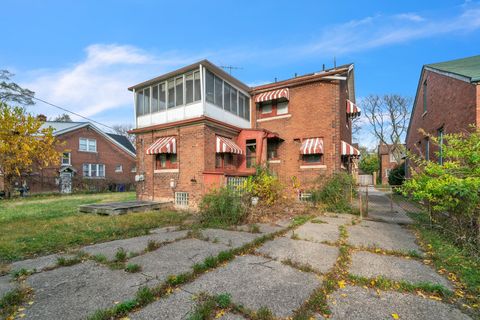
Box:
79;138;97;152
175;192;189;207
115;165;123;173
61;152;71;166
82;163;105;178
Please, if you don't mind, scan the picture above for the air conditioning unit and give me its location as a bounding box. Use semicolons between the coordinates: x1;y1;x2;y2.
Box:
135;174;145;182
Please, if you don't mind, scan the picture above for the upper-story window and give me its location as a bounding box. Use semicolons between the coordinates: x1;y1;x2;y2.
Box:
61;152;71;166
259;99;289;118
205;69;250;121
79;138;97;152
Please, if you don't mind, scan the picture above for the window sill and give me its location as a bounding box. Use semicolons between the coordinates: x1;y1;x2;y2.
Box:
78;150;97;153
267;159;281;164
115;171;123;173
257;114;291;122
83;177;106;179
154;169;179;173
300;164;327;169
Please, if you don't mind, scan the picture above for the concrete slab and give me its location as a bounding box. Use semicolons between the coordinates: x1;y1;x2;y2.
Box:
0;275;14;298
130;290;195;320
10;253;74;273
328;286;471;320
201;229;258;247
288;221;340;243
256;237;338;273
78;200;170;215
347;220;422;254
236;223;284;234
23;261;152;320
182;254;321;318
129;239;229;285
350;251;452;289
313;215;355;226
81;230;188;260
220;313;247;320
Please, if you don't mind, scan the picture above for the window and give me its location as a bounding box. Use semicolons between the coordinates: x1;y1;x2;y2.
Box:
261;102;272;114
185;73;194;104
267;139;280;160
302;154;322;164
215;153;235;169
246;139;256;168
194;71;201;101
61;152;71;166
155;153;178;169
82;164;105;178
167;79;175;108
143;87;150;115
224;83;231;112
385;169;391;178
159;83;166;110
277;101;289;115
79;138;97;152
136;90;144;116
151;85;159;113
423;80;427;113
238;94;245;119
206;70;215;103
175;192;189;207
240;93;250;120
115;165;123;173
214;75;223;107
389;152;396;163
131;166;137;173
175;76;183;106
425;137;430;161
438;127;444;165
231;88;238;115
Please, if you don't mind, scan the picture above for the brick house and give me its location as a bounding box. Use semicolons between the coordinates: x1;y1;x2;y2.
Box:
129;60;360;208
21;121;136;194
378;144;402;185
406;55;480;174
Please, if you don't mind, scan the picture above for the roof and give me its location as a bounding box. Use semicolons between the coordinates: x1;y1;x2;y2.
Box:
107;133;136;154
40;121;136;158
128;59;250;93
426;55;480;83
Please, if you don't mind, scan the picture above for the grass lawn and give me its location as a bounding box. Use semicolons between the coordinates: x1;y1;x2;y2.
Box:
0;192;190;262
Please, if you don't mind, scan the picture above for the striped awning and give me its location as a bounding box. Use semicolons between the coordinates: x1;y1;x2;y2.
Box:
146;136;176;155
341;140;360;157
255;88;289;103
300;138;324;155
346;99;361;118
216;136;243;154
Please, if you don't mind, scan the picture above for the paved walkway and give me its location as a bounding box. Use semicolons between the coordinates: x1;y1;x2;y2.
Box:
0;192;475;320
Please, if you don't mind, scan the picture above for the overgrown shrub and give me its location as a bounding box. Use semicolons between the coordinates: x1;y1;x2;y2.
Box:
388;163;405;186
243;166;283;205
199;187;247;227
310;172;355;212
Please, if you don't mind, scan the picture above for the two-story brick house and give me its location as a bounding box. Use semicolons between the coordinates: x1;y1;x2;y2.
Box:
406;55;480;174
129;60;360;207
378;143;402;185
24;121;136;194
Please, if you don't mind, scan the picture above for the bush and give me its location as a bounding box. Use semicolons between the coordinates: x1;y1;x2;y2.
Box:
388;163;405;186
199;187;247;227
243;166;283;205
310;172;355;212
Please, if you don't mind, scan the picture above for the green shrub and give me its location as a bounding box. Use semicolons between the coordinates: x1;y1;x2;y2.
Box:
200;187;247;227
388;163;405;186
244;166;283;205
310;172;355;212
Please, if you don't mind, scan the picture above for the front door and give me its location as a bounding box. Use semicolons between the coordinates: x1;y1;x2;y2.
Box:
60;172;72;194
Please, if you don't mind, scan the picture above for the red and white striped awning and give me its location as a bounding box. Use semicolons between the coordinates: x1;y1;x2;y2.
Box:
341;140;360;157
300;138;324;155
216;136;243;154
346;99;361;118
146;136;176;155
255;88;289;103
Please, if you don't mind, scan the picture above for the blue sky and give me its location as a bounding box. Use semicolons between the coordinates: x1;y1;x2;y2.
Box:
1;0;479;147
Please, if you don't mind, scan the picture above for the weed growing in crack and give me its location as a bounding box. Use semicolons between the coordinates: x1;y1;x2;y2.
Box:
146;240;159;251
114;248;127;262
203;256;219;268
0;288;29;318
57;254;84;267
125;263;142;273
215;293;232;308
249;224;261;233
92;254;107;263
136;287;155;305
11;268;31;279
255;306;274;320
311;218;327;224
291;231;300;240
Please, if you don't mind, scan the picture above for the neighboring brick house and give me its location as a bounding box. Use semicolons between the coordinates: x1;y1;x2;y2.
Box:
129;60;360;208
22;121;136;194
406;55;480;175
378;144;402;185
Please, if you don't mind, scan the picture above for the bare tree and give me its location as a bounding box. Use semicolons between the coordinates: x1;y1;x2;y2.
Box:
0;70;35;106
51;113;73;122
351;116;362;141
112;124;135;145
361;94;411;162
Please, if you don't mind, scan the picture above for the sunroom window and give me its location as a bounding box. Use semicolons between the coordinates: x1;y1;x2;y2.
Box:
175;76;183;106
167;80;175;108
185;73;194;104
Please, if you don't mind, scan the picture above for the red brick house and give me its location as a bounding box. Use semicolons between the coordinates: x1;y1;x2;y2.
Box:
22;121;136;194
406;55;480;174
129;60;360;208
378;144;402;185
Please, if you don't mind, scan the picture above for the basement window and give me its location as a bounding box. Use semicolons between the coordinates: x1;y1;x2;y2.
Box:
175;192;189;207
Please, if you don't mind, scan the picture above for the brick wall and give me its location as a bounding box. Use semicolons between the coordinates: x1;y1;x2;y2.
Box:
406;70;477;166
29;126;135;193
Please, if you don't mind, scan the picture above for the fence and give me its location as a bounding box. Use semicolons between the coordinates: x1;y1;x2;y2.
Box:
357;174;373;186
